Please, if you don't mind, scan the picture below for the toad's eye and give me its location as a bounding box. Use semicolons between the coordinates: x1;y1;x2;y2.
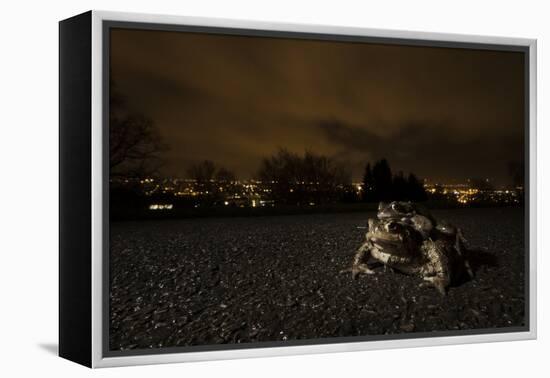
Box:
391;203;398;210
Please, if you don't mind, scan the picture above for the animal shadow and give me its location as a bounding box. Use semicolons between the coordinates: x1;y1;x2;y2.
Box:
464;247;499;273
453;247;499;287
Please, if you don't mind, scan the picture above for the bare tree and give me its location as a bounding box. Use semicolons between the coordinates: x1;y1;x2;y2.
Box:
215;167;236;183
187;160;216;183
186;161;235;205
109;80;166;178
257;149;351;204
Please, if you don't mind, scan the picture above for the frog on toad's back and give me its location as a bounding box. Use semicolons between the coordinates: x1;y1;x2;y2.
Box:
343;201;473;295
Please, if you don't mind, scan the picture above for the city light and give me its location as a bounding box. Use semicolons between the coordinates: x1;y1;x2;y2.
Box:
424;183;520;205
149;204;173;210
111;176;522;211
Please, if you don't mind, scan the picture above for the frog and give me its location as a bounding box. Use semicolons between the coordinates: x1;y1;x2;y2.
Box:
343;201;473;295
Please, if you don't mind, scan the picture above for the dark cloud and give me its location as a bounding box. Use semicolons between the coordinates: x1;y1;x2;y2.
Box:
316;119;523;184
110;28;525;186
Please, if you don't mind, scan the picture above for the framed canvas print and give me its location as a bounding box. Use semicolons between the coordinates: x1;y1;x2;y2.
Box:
59;10;537;368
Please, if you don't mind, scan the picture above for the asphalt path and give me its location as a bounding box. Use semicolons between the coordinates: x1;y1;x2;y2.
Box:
109;208;526;351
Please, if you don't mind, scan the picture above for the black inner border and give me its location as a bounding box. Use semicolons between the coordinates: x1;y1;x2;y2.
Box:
102;20;531;358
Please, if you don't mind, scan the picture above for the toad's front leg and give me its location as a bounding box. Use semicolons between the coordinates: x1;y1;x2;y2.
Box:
340;241;376;279
420;239;451;295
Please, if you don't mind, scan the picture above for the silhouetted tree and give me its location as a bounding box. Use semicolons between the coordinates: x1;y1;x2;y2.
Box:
109;79;166;178
361;159;426;202
215;167;236;183
362;163;375;202
407;173;427;201
187;160;217;201
257;149;293;199
392;171;408;200
372;158;393;201
186;161;236;205
187;160;216;184
257;149;350;205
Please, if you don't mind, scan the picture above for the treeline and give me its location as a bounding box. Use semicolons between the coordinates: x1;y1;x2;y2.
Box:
362;159;427;202
186;160;236;185
257;149;354;205
178;151;427;205
113;148;428;210
183;149;356;205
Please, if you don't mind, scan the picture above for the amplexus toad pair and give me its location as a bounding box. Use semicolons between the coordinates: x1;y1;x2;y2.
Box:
343;201;474;295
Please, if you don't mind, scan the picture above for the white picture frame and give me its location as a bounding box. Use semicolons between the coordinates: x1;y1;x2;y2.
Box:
59;10;537;368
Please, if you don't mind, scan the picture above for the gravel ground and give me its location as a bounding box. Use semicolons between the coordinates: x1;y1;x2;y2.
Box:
109;208;526;351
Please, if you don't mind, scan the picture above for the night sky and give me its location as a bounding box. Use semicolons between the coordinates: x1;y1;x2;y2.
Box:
110;28;525;186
